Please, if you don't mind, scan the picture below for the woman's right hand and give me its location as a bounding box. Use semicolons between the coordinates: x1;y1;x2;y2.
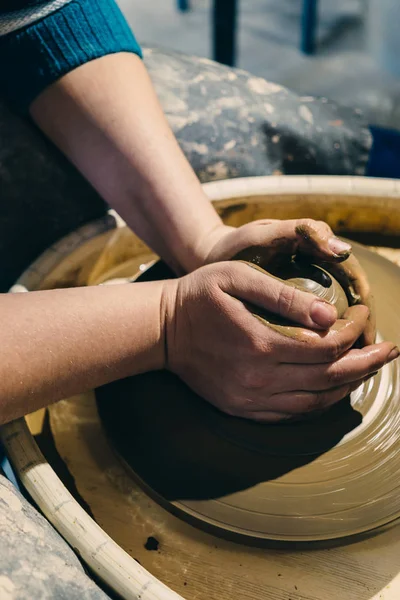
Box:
161;261;398;422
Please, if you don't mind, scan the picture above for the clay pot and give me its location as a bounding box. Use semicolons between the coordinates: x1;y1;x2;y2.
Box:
234;248;349;328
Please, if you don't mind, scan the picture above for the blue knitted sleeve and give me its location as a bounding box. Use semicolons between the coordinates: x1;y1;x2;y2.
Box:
0;0;143;114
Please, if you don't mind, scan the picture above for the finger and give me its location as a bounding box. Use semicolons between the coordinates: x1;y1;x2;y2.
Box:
221;261;338;330
322;254;368;303
235;410;292;423
231;219;352;267
279;342;398;392
244;378;365;415
264;305;369;364
320;254;376;345
294;219;352;261
361;313;377;348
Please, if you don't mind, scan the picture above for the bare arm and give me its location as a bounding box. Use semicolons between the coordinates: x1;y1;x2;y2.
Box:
29;51;376;342
30;53;226;276
0;3;392;426
0;241;394;425
0;281;165;424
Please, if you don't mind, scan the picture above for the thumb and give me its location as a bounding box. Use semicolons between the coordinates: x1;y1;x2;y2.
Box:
220;262;338;330
230;219;352;267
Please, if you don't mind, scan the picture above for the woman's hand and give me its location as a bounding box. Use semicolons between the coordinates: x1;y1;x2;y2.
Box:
202;218;376;344
162;261;396;422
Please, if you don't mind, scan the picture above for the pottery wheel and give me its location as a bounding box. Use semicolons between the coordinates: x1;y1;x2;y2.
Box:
96;243;400;543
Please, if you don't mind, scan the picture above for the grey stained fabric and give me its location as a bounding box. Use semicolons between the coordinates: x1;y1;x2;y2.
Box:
0;475;111;600
143;47;372;181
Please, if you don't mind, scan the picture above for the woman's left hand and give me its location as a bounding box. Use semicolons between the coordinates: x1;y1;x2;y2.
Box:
202;218;375;345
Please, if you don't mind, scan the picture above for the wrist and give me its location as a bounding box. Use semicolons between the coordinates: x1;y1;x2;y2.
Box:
122;280;168;374
159;279;179;370
186;223;235;272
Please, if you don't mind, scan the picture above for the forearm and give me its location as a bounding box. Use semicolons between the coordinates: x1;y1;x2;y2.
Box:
0;0;225;273
30;54;224;275
0;282;165;424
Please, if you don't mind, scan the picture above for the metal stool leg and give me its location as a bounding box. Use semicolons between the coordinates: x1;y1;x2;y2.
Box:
301;0;318;54
177;0;190;12
212;0;238;66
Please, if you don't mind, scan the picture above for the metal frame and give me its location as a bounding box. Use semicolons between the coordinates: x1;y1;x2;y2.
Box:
177;0;319;66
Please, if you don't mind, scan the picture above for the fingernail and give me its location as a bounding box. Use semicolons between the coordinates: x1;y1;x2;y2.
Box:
387;347;400;363
311;300;337;328
328;237;352;257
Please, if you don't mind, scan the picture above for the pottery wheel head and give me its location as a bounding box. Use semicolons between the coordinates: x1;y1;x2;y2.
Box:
96;243;400;544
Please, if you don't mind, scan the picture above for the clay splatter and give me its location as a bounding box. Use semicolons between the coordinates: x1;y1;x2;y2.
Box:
144;536;160;551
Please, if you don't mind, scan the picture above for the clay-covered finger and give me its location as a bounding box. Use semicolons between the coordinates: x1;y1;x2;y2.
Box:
232;219;352;268
320;253;376;345
280;341;398;392
243;377;365;421
266;304;370;364
256;217;351;261
293;219;352;261
245;378;367;415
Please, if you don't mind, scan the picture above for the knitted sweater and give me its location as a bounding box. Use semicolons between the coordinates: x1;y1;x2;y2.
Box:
0;0;142;113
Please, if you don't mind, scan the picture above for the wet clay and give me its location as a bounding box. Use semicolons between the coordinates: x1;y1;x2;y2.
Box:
96;243;400;543
235;256;350;338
